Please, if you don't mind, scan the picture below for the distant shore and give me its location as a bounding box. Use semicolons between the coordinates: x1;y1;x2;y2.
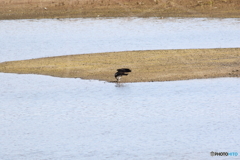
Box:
0;0;240;20
0;48;239;83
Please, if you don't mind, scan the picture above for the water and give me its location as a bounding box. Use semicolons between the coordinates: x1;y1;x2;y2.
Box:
1;73;240;159
0;17;240;62
0;18;240;159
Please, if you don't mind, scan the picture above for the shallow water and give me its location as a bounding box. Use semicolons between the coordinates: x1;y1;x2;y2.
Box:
1;73;240;159
0;17;240;62
1;17;240;159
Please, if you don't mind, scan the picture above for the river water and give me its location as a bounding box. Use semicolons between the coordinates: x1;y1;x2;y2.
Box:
0;17;240;62
0;18;240;160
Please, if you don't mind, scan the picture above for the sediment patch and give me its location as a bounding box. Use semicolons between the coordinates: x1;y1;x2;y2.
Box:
0;0;240;20
0;48;239;83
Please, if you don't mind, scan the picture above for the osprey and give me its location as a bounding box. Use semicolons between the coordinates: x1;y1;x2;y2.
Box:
115;68;131;82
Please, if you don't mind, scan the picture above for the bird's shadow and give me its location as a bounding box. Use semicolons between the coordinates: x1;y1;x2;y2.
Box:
115;83;126;87
109;81;126;87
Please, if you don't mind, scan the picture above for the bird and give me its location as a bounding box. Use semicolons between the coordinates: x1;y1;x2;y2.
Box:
115;68;131;82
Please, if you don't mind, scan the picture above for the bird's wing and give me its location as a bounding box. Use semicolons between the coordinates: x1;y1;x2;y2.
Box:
117;68;131;72
115;71;128;76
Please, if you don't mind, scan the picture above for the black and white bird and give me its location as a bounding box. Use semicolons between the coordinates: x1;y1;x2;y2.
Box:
115;68;131;82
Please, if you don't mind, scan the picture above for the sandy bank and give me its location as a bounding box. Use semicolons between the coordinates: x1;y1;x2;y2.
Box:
0;48;239;83
0;0;240;20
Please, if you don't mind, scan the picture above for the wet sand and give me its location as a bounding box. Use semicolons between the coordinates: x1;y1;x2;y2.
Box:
0;48;239;83
0;0;240;20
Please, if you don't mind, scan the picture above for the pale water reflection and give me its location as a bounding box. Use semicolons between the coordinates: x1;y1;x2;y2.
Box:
0;17;240;62
1;73;240;159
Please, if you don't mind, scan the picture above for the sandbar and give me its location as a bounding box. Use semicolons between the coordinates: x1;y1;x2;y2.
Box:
0;48;239;83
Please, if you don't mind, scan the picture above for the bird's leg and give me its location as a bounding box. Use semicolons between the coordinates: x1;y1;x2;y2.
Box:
116;76;121;83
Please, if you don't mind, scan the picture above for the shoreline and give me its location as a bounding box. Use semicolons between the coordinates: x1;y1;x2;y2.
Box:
1;0;240;20
0;48;239;83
